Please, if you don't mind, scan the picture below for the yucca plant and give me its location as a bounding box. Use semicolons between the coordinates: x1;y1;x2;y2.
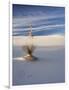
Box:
22;24;36;61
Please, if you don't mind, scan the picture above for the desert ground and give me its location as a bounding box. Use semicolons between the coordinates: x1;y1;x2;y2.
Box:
12;35;65;85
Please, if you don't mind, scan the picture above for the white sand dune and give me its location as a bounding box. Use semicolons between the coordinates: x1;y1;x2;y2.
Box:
13;46;65;85
12;35;65;85
13;35;64;47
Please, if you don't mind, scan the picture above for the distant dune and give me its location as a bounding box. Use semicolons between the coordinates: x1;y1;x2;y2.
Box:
13;35;65;47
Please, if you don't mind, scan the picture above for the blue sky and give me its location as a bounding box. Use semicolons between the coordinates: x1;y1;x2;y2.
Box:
13;4;65;36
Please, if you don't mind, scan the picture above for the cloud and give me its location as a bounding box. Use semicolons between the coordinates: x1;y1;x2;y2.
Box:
13;13;64;36
13;14;64;28
13;24;64;33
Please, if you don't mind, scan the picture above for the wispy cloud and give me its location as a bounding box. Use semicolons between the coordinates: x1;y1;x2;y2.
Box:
13;24;64;32
13;5;65;36
13;14;64;27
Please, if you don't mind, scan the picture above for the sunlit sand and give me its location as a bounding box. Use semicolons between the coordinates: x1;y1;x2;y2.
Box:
13;35;64;47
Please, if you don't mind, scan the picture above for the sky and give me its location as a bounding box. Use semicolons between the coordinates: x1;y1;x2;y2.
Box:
13;4;65;36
